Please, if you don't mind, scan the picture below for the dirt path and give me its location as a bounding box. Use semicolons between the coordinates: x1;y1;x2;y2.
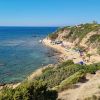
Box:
58;71;100;100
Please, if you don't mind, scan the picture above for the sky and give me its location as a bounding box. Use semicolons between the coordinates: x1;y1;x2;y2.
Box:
0;0;100;26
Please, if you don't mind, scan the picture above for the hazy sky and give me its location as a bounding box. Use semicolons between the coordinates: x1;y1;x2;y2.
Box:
0;0;100;26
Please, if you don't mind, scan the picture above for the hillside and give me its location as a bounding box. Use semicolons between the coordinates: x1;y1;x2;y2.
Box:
48;22;100;55
1;60;100;100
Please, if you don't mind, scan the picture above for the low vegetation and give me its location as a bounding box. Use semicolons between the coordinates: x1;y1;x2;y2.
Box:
0;60;100;99
0;80;58;100
53;69;86;91
36;60;100;91
48;22;100;55
48;33;58;40
87;34;100;43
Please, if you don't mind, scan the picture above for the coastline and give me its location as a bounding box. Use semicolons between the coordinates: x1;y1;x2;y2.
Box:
42;38;83;64
1;36;100;90
42;38;100;65
0;39;62;90
0;64;55;90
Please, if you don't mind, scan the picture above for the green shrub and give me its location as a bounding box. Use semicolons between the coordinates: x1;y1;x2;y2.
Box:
36;61;85;88
1;61;100;100
60;23;100;43
58;60;74;68
42;66;53;73
85;63;100;74
48;33;58;40
87;34;100;44
0;88;15;100
55;69;86;91
37;61;100;91
0;80;58;100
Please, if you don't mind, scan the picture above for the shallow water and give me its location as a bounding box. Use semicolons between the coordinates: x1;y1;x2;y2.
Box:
0;27;57;84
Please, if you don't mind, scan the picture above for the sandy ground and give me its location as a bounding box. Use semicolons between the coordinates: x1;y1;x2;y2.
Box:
0;83;21;90
27;68;43;80
80;31;100;64
43;38;84;64
58;71;100;100
43;38;100;64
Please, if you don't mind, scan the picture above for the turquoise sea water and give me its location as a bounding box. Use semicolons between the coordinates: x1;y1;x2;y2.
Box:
0;27;57;84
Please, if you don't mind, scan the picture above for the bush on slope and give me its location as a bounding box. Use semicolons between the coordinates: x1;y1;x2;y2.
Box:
0;80;58;100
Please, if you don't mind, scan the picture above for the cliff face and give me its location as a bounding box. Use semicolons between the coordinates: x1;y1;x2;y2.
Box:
49;23;100;55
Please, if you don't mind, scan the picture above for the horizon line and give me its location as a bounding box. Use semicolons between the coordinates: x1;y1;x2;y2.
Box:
0;25;61;27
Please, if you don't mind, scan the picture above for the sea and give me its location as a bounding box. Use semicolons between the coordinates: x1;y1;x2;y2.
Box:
0;27;58;84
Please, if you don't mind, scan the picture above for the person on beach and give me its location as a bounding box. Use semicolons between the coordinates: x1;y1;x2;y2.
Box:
79;50;83;57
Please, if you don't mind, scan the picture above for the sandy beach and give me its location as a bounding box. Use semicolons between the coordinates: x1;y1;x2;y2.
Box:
43;38;100;64
43;38;84;64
